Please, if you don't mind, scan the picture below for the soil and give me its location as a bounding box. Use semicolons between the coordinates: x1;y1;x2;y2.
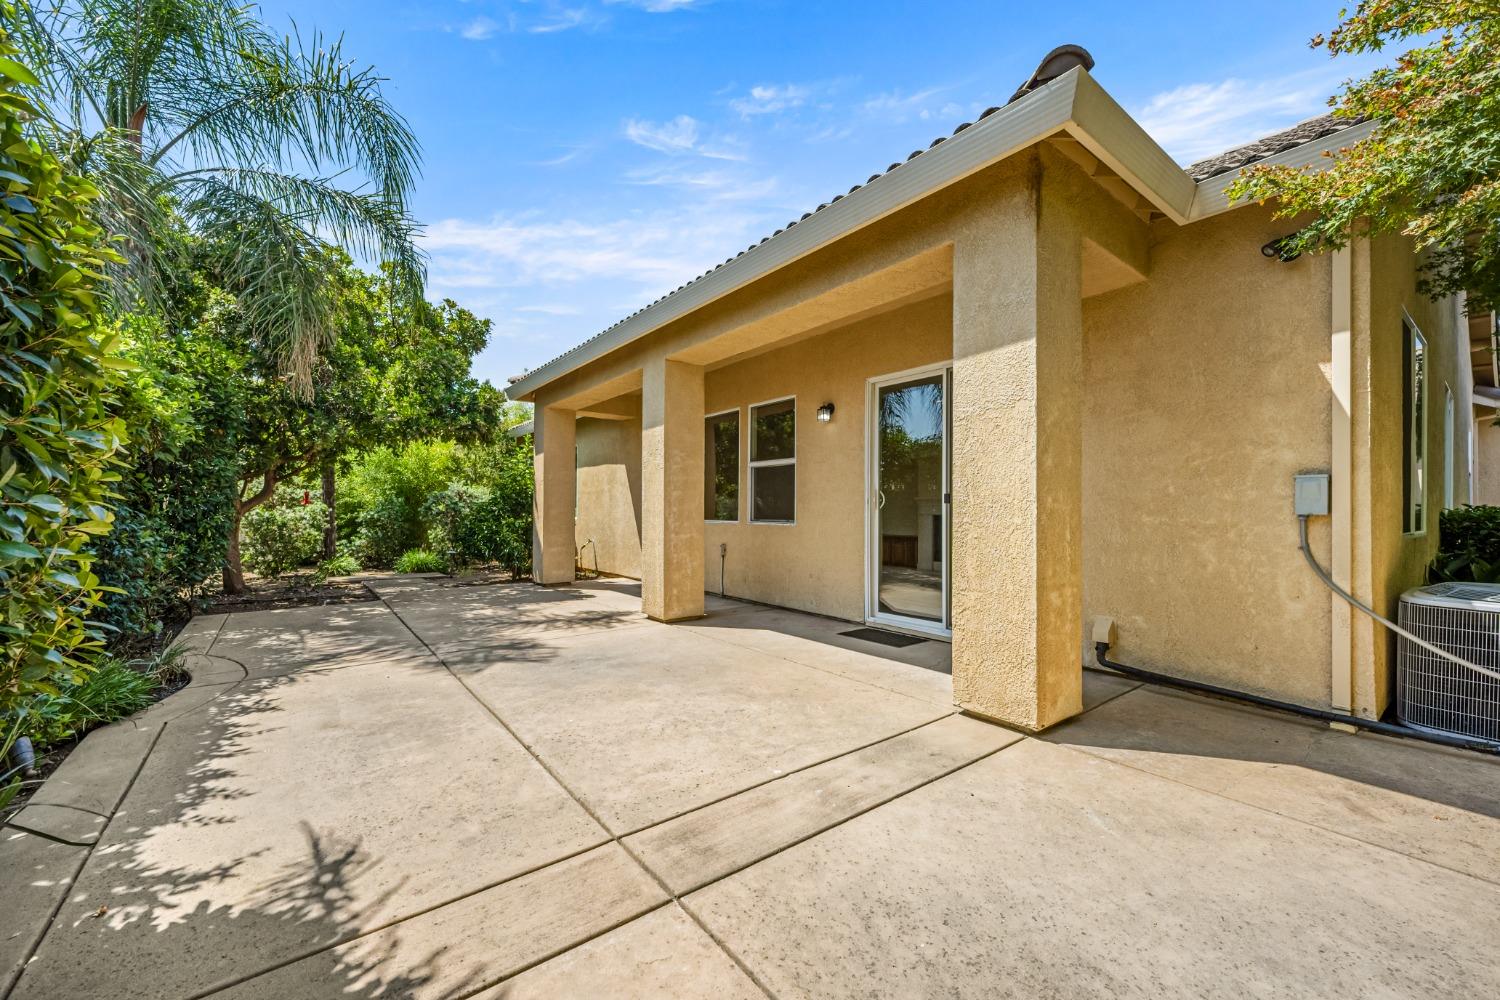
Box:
199;574;377;614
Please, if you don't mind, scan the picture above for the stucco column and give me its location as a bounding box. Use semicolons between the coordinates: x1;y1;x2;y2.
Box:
641;358;705;622
532;403;577;585
950;171;1084;731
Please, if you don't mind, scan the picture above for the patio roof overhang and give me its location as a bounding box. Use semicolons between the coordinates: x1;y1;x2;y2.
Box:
506;67;1374;404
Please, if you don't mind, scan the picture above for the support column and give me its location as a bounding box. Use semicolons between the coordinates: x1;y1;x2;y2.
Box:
950;167;1084;731
533;403;577;585
641;358;705;622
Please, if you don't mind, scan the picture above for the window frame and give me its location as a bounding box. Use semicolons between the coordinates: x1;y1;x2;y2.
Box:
703;407;741;524
1402;316;1428;536
1443;383;1456;511
748;395;797;525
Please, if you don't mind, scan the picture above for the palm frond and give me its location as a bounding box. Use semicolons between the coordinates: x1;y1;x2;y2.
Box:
16;0;426;382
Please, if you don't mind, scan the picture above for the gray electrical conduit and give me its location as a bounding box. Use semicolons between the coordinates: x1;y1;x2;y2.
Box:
1296;514;1500;684
1091;516;1500;757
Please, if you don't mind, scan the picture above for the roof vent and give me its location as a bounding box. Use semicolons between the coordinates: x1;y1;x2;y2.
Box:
1008;44;1094;103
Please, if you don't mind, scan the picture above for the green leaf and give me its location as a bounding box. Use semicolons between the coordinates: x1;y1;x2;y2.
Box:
0;58;40;87
26;495;63;515
0;540;41;560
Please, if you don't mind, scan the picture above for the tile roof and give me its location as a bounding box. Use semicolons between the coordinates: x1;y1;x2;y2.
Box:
508;102;1365;387
1184;113;1364;181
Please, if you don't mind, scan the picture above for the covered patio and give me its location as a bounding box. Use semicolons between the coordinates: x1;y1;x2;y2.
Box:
4;577;1498;998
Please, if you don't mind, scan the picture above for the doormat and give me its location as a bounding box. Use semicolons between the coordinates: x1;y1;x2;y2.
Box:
839;627;928;648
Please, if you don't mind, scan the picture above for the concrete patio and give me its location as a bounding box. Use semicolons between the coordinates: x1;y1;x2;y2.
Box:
3;576;1499;999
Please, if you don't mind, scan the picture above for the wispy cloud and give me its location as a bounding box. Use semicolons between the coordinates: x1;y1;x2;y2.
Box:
860;86;949;123
605;0;705;11
530;7;589;33
625;163;779;202
1134;70;1343;163
422;204;781;364
624;114;701;154
460;16;501;41
424;211;768;293
623;115;745;160
730;83;811;118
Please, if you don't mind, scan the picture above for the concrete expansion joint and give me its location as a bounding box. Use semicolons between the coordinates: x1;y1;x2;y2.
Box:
371;591;1030;1000
2;719;166;1000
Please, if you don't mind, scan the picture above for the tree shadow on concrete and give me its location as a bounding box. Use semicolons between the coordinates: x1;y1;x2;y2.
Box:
6;655;502;1000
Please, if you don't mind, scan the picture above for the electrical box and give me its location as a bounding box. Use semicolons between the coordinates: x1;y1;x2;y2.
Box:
1294;473;1330;516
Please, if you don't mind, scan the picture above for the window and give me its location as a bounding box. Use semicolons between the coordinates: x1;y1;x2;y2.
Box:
750;398;795;522
1444;385;1456;510
1403;320;1427;534
704;410;739;521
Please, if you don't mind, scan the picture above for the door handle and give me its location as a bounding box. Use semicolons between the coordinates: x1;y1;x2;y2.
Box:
877;490;886;510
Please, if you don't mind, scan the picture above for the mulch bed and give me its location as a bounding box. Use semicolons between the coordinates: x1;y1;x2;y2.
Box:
199;575;377;615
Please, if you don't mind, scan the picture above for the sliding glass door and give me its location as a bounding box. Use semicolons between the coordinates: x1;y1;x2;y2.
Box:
868;365;950;635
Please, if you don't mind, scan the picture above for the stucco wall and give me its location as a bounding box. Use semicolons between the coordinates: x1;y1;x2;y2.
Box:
701;294;952;620
1474;409;1500;505
1081;203;1338;707
1359;236;1469;713
575;415;642;578
553;152;1466;717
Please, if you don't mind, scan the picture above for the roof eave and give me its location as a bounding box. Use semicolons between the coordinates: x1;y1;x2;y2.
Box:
1187;118;1377;220
507;68;1331;403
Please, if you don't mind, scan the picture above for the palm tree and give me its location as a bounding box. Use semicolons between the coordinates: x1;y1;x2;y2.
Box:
16;0;423;386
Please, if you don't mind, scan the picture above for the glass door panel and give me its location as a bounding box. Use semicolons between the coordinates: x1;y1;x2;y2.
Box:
875;373;946;625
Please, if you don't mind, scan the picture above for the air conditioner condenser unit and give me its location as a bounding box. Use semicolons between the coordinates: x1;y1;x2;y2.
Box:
1397;583;1500;744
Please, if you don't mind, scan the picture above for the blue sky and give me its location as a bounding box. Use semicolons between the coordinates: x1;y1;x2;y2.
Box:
259;1;1387;386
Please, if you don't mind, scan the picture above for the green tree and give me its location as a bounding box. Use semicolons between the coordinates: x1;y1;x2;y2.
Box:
0;25;128;717
1231;2;1500;311
17;0;423;384
224;262;504;592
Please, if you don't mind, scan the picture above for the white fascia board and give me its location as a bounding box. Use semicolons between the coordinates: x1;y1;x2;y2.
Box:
1062;71;1197;224
507;68;1195;402
1188;119;1377;220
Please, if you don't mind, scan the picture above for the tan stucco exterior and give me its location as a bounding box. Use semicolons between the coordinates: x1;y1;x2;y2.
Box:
520;71;1472;730
576;414;643;579
1475;410;1500;505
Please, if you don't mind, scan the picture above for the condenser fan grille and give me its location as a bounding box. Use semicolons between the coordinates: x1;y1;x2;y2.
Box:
1397;595;1500;743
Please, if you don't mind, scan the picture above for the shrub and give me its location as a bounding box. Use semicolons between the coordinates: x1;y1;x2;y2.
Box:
394;548;447;574
1431;505;1500;582
315;554;361;581
19;646;186;750
0;41;129;719
242;488;328;578
422;482;492;568
339;442;459;566
94;313;246;637
457;439;534;578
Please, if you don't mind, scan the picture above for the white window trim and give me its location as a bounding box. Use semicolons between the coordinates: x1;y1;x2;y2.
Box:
1404;314;1428;537
704;407;741;524
749;395;796;525
1443;383;1456;511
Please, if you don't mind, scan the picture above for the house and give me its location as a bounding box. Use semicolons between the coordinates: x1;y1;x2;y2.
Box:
504;52;1473;733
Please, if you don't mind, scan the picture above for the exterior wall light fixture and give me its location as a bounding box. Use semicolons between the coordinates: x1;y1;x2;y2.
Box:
817;403;835;423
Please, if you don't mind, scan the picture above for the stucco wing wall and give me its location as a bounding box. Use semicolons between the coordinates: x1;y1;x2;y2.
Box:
1357;236;1469;715
1082;204;1336;707
575;415;643;579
